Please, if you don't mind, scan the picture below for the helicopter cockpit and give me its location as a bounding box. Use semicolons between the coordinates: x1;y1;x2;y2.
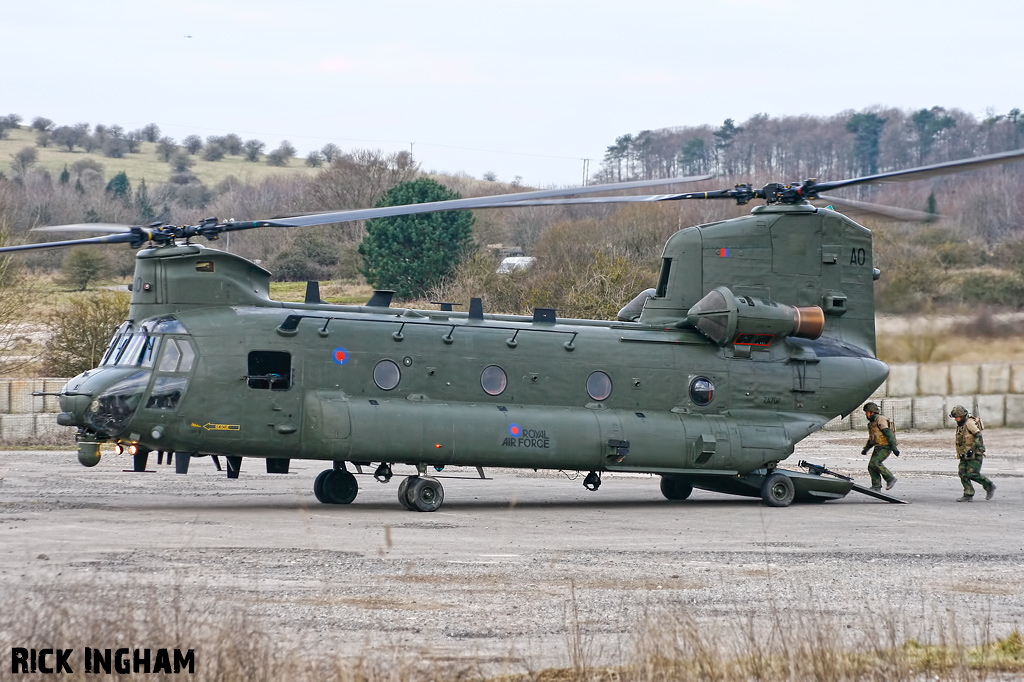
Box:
60;316;197;438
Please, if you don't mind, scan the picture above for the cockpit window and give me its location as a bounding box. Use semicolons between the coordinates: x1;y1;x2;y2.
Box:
101;322;132;365
149;316;188;334
158;340;180;372
146;376;188;410
157;338;196;373
140;336;159;367
110;333;150;366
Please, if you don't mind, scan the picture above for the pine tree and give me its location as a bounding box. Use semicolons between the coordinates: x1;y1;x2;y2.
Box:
358;178;475;299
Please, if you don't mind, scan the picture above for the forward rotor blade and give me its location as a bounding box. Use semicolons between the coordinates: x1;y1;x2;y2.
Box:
0;233;136;253
230;174;714;230
814;148;1024;194
816;194;941;223
32;223;134;234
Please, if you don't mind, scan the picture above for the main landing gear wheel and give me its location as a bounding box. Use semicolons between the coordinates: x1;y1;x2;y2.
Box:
761;472;795;507
402;476;444;512
314;469;358;504
660;475;693;501
397;476;413;510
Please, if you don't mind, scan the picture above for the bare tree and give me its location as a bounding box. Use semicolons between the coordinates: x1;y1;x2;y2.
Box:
320;143;341;163
243;139;265;161
307;149;420;213
140;123;161;142
156;137;178;162
10;147;38;177
182;135;203;154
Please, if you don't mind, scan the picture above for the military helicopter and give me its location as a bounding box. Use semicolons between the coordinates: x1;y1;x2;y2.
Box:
3;149;1023;511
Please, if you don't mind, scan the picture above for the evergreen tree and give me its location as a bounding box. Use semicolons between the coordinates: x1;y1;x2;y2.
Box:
135;178;156;223
845;112;887;176
358;178;475;298
105;171;132;203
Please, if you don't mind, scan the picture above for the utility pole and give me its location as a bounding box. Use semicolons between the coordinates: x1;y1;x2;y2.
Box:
581;159;591;186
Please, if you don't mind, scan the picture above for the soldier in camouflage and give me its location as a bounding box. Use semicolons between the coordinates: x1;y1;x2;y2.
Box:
861;402;899;491
950;405;995;502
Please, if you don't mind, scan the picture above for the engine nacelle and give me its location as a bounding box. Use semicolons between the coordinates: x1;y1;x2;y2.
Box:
686;286;824;347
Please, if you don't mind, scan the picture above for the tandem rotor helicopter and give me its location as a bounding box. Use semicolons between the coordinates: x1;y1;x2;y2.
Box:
3;149;1023;511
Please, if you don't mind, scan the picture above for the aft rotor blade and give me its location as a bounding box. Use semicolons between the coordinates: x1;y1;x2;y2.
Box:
32;223;134;234
814;148;1024;194
460;188;742;209
227;174;714;230
0;233;136;253
816;194;942;223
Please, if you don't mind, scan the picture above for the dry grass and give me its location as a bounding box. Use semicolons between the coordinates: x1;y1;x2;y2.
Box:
3;580;1022;682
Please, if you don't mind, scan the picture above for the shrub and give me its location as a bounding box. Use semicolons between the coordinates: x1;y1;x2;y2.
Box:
42;291;130;376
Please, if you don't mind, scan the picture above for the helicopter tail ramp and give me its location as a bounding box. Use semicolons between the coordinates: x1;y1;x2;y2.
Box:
849;483;908;504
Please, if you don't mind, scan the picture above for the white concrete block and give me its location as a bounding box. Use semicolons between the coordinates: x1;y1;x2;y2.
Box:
9;379;44;414
1006;395;1024;427
0;379;9;413
0;414;35;440
881;398;913;430
975;395;1005;428
979;364;1010;395
1011;365;1024;394
35;414;74;442
886;364;918;397
918;364;950;396
944;395;975;428
43;379;67;413
949;364;980;395
912;396;945;430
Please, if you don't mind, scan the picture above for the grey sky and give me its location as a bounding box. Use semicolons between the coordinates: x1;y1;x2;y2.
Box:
4;0;1021;187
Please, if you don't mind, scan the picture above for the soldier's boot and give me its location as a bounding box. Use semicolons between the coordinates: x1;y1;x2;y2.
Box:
956;495;973;502
986;484;996;500
869;485;882;492
886;477;897;491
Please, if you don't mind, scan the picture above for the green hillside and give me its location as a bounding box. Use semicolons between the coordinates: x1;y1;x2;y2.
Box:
0;126;317;186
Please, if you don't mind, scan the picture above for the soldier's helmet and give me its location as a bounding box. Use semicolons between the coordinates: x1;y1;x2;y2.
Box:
863;402;880;413
949;405;969;418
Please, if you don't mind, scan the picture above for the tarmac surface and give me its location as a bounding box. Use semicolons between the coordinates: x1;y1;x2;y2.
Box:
1;428;1022;673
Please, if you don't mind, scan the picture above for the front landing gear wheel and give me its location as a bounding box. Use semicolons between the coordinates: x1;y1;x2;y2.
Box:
405;476;444;512
660;475;693;501
397;476;414;510
313;469;331;503
761;472;795;507
315;469;358;504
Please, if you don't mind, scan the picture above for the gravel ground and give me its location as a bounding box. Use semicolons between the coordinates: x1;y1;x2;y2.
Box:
1;428;1022;674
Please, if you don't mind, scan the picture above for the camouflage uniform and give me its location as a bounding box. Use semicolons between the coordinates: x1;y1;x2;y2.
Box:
862;402;898;490
952;408;994;501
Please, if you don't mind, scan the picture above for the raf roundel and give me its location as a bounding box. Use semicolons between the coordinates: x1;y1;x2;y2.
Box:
508;423;522;437
332;347;349;366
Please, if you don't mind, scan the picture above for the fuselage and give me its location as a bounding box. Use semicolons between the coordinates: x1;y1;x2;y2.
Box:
58;229;888;477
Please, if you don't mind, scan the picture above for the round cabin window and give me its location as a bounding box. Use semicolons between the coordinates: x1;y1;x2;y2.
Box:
586;371;612;401
480;365;507;396
373;359;401;391
689;376;715;406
